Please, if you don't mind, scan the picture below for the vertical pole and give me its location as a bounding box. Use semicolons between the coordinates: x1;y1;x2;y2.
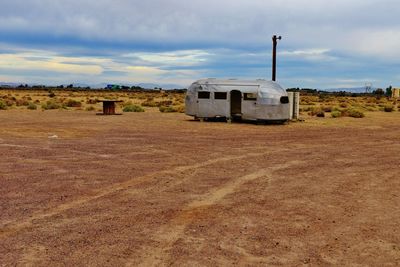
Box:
272;35;281;81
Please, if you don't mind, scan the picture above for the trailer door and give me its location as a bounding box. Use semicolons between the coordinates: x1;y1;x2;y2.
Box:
213;92;229;117
241;92;258;120
197;91;212;118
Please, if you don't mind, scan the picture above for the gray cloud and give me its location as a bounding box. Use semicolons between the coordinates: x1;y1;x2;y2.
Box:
1;0;400;88
2;0;400;53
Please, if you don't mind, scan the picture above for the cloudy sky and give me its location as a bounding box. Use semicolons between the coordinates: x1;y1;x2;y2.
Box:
1;0;400;89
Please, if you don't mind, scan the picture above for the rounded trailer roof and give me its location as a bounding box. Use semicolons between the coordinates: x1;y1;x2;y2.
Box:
189;79;286;94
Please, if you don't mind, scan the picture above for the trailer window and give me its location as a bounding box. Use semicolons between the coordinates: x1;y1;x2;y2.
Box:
244;93;257;100
198;91;210;99
214;92;227;100
280;96;289;104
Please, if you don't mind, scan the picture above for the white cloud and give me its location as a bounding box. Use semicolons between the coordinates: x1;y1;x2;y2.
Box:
281;49;335;61
0;47;207;86
123;50;211;67
0;53;103;75
342;29;400;59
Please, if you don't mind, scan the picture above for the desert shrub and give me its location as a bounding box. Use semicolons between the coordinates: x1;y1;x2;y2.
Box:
142;100;158;107
309;107;325;117
301;97;317;105
365;102;377;108
158;105;185;113
66;99;82;107
86;98;97;104
365;105;377;111
384;104;394;112
345;108;365;118
27;102;37;110
16;99;30;106
173;99;184;105
159;106;176;113
331;110;342;118
158;100;173;106
123;104;145;112
300;106;312;112
48;91;56;98
3;98;14;107
123;100;134;107
42;100;60;110
0;100;7;110
85;106;96;111
174;105;185;113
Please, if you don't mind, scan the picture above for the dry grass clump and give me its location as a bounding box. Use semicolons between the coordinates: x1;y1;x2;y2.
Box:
308;106;325;117
322;105;333;112
66;99;82;108
384;104;394;112
158;100;173;106
330;108;365;118
331;110;342;118
364;103;378;111
27;102;37;110
343;108;365;118
300;96;317;105
1;95;16;107
42;100;61;110
86;98;98;104
142;100;158;107
0;100;7;110
15;99;28;106
159;105;184;113
123;104;145;112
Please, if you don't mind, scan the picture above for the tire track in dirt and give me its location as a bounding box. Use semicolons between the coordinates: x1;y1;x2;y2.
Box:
0;150;287;239
131;160;304;267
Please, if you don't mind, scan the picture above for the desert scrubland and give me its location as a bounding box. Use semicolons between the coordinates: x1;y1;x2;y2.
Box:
0;89;399;265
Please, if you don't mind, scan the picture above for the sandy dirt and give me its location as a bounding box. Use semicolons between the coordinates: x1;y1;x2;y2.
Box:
0;110;399;266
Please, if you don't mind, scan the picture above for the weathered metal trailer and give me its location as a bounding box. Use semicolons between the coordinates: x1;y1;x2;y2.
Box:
185;78;297;122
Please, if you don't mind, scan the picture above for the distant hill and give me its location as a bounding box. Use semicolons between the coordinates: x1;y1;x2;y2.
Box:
91;82;185;90
0;81;186;90
0;82;22;87
136;83;185;90
324;87;377;93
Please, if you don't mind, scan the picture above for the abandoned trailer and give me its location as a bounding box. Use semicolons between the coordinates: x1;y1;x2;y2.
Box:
185;79;299;123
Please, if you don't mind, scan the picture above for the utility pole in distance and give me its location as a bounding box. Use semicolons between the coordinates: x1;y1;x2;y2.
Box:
272;35;282;81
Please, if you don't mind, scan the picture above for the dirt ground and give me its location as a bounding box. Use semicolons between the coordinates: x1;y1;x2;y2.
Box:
0;109;399;266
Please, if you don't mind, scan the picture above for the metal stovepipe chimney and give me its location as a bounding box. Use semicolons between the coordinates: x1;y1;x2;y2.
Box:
272;35;282;81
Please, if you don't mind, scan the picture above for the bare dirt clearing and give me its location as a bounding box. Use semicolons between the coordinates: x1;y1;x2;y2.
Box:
0;110;399;266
